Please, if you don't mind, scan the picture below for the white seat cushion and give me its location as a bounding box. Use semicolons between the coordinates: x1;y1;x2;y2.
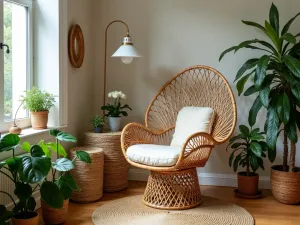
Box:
126;144;181;167
170;107;215;147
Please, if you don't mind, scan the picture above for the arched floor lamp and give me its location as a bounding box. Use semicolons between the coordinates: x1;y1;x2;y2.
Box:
103;20;141;105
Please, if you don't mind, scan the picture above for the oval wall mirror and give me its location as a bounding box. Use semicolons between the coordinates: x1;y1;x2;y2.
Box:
69;24;85;68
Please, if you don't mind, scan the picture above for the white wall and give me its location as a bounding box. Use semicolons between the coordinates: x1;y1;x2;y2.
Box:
66;0;94;143
93;0;300;178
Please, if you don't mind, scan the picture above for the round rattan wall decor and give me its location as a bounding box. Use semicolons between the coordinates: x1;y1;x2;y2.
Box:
69;24;85;68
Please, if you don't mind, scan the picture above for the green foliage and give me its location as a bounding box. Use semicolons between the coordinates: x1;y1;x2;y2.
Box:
20;87;55;112
39;129;91;209
227;125;271;175
220;3;300;152
0;134;51;221
91;115;105;128
101;95;132;117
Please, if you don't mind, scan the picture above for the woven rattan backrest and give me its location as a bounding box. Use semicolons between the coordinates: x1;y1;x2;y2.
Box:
145;65;236;143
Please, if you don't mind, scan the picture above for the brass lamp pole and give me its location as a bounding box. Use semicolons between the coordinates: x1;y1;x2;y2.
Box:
103;20;141;105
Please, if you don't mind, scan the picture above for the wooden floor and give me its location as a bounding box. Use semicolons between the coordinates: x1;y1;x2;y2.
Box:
38;181;299;225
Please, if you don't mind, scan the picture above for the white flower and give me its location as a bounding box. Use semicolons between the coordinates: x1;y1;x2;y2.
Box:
108;92;112;98
121;93;126;99
108;91;127;99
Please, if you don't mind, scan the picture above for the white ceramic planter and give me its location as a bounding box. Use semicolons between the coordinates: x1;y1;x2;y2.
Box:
108;117;121;132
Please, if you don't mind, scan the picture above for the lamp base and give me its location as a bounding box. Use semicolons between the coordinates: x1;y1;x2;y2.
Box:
9;125;22;135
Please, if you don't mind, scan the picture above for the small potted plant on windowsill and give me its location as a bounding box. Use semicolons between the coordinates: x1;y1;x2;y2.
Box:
20;87;55;130
0;134;52;225
227;125;273;198
91;115;105;133
37;129;91;225
101;91;132;132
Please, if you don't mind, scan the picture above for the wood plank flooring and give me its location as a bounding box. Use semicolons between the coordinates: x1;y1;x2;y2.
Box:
38;181;300;225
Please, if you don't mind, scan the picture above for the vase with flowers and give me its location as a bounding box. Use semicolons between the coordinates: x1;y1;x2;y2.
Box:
101;91;132;132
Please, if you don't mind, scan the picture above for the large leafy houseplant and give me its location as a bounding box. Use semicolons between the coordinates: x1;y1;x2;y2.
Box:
227;125;269;196
0;134;51;224
38;129;91;224
220;3;300;204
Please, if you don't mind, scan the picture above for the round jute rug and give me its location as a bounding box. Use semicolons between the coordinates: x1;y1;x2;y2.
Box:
92;195;254;225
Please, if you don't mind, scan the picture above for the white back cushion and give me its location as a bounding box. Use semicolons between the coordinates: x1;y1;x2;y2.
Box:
170;107;215;147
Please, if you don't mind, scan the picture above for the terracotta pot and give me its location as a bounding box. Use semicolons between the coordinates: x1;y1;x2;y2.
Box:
271;165;300;205
41;199;69;225
12;212;39;225
30;111;49;130
237;172;259;196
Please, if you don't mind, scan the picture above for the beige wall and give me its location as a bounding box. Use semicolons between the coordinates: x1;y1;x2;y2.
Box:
67;0;95;143
92;0;300;177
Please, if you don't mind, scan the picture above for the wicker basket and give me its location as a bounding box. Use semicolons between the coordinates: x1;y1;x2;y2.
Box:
84;132;129;192
41;199;69;225
271;165;300;205
70;147;104;203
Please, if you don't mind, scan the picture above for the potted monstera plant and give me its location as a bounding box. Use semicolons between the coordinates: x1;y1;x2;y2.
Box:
37;129;91;225
0;134;51;225
227;125;270;198
20;87;55;130
220;3;300;204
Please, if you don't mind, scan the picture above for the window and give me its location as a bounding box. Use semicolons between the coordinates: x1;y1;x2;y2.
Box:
0;0;33;132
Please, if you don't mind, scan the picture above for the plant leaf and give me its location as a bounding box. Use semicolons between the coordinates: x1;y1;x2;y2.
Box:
276;93;290;124
280;33;296;44
250;142;262;157
257;157;265;170
242;20;266;34
250;156;259;173
5;157;21;173
20;155;51;183
55;174;79;200
234;58;259;82
56;132;77;143
40;181;64;209
281;12;300;35
21;142;31;152
283;55;300;78
259;85;270;108
219;46;236;61
265;21;280;50
236;70;254;96
269;3;280;35
14;182;32;200
244;85;258;96
0;134;20;152
268;148;276;162
27;197;36;211
30;145;45;157
248;96;263;127
38;140;51;157
233;153;242;173
75;151;92;164
239;125;250;136
291;84;300;101
255;55;270;88
286;120;298;143
49;129;61;137
46;142;67;157
266;107;280;149
52;158;74;172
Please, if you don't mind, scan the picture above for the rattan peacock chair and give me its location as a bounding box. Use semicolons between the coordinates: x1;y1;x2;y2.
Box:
121;65;237;210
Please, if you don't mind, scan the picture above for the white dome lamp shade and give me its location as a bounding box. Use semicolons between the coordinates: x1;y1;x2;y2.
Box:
112;35;141;64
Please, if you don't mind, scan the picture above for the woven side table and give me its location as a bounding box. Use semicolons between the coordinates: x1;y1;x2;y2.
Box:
69;147;104;203
84;132;129;192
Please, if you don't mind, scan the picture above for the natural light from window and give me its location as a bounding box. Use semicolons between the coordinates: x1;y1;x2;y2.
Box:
4;1;28;122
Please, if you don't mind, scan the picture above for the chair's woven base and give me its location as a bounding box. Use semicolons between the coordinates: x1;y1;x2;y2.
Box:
143;168;202;210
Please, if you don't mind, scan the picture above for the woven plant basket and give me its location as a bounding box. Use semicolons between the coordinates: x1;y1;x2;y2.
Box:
271;165;300;205
70;147;104;203
84;132;129;192
41;199;69;225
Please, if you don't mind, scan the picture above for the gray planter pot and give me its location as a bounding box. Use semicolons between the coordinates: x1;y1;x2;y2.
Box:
108;117;121;132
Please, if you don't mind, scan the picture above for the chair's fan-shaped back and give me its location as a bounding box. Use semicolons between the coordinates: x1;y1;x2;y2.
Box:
145;65;236;143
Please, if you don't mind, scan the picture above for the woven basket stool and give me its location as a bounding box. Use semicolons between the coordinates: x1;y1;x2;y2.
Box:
70;147;104;203
84;132;130;192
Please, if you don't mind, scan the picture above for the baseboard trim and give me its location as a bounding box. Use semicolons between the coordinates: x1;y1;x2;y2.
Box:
128;168;271;189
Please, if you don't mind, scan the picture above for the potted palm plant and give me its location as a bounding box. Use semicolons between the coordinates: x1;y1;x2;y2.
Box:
220;3;300;204
0;134;52;225
38;129;91;224
227;125;270;198
20;87;55;130
101;91;132;132
91;115;105;133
